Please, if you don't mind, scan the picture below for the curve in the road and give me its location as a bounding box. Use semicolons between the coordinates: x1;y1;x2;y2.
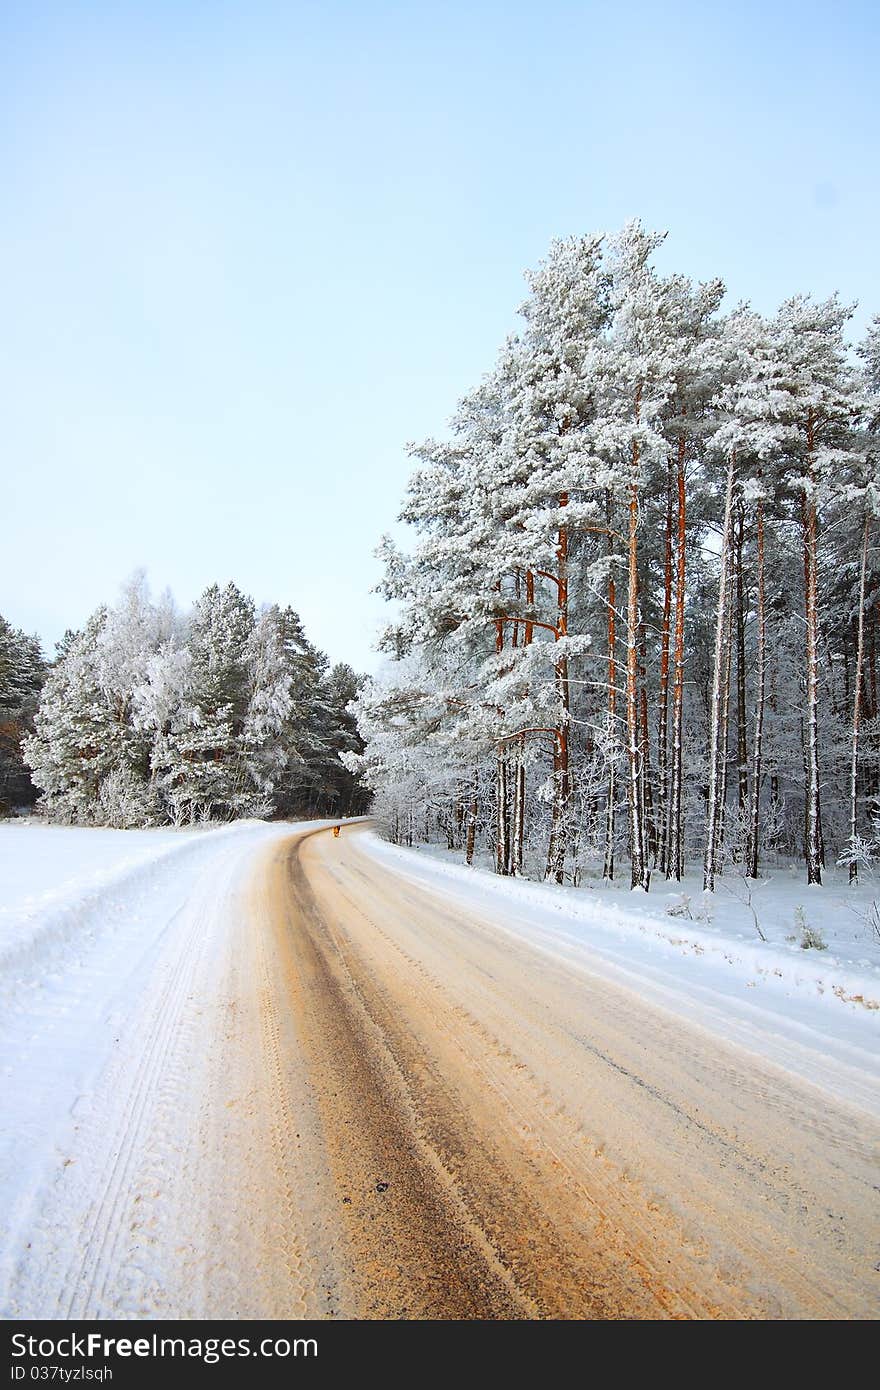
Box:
261;823;878;1320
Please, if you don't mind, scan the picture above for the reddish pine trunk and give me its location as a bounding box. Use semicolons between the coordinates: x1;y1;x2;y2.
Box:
514;570;536;876
495;613;510;875
639;607;655;871
704;452;735;891
546;495;570;884
849;515;870;882
747;494;766;879
656;452;675;873
603;491;617;881
667;439;687;881
735;503;749;839
525;569;535;646
718;580;734;863
465;774;478;866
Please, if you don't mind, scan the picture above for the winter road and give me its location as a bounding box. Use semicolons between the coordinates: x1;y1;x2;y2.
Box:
2;822;877;1319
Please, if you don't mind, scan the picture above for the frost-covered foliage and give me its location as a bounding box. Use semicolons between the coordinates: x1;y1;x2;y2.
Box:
356;223;879;889
0;615;46;812
22;575;369;827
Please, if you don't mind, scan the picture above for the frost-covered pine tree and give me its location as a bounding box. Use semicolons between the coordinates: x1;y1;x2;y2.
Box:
25;609;115;824
24;573;364;827
25;574;172;825
0;616;45;812
770;296;867;883
270;609;333;816
841;315;880;880
359;221;878;892
598;222;679;888
154;582;257;823
378;234;610;882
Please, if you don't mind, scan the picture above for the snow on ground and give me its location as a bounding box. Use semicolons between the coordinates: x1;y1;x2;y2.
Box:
1;821;244;966
361;834;880;1116
0;817;311;1310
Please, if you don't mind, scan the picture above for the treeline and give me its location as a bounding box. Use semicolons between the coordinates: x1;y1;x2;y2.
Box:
1;574;369;826
0;616;45;812
347;222;879;890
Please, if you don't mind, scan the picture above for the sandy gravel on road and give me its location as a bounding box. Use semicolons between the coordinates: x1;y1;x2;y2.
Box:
262;824;878;1319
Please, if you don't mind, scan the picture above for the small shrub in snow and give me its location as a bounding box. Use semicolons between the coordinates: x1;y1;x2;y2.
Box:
98;767;159;829
719;868;766;941
800;927;828;951
795;905;827;951
666;895;693;920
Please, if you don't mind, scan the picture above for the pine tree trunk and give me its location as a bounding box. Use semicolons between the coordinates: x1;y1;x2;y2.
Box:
516;570;535;875
703;451;736;892
657;452;674;874
494;609;509;876
667;437;687;881
870;608;878;802
465;779;478;866
547;494;570;884
639;608;655;874
626;437;647;890
849;514;870;882
803;411;823;885
735;502;749;845
747;494;766;879
496;751;509;875
455;796;465;851
603;492;617;881
717;585;734;866
525;569;535;646
511;735;525;876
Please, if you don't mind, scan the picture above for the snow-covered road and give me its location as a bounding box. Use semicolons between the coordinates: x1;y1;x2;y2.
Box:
363;835;880;1117
1;820;877;1319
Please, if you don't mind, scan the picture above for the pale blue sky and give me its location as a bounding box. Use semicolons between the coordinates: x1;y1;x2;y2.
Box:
2;1;877;670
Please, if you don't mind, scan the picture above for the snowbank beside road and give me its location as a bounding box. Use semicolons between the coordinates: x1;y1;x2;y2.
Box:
0;820;271;977
0;818;311;1314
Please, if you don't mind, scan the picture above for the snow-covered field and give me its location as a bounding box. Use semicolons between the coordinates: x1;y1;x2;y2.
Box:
363;836;880;1116
0;817;307;1314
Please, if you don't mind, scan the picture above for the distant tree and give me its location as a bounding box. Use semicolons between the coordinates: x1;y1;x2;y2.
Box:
24;576;371;828
24;609;116;823
24;575;168;825
154;582;258;822
314;662;371;817
0;616;45;812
